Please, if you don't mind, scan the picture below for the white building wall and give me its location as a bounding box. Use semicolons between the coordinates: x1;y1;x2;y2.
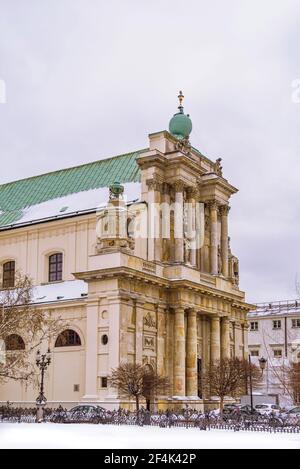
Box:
248;301;300;406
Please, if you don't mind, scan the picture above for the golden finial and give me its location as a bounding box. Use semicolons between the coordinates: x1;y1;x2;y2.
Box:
178;90;184;113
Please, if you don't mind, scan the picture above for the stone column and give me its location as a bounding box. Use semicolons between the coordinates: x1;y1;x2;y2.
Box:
220;205;230;277
242;322;249;360
157;305;167;376
200;315;209;399
82;299;99;400
210;316;221;363
173;307;186;396
221;316;231;359
186;188;197;267
147;177;162;262
166;309;174;392
186;309;198;397
162;183;171;262
135;299;145;365
232;321;236;357
209;201;219;275
174;181;184;263
107;295;122;399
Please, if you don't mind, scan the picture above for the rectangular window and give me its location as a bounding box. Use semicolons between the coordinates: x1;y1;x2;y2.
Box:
273;320;282;330
292;319;300;328
250;350;259;357
3;261;15;289
73;385;80;393
49;253;63;282
250;322;258;331
274;349;282;358
101;377;108;388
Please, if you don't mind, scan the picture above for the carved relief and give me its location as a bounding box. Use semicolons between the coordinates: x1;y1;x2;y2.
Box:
143;336;155;351
144;312;156;328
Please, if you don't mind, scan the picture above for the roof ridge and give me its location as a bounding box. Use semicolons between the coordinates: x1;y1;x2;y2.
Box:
0;148;148;189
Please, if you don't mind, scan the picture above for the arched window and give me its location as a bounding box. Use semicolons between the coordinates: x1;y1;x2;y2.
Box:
55;330;81;348
2;261;15;288
5;334;25;351
49;253;63;282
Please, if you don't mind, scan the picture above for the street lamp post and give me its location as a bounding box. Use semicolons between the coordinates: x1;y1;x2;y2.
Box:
35;348;51;423
259;357;267;374
249;355;268;413
248;354;254;413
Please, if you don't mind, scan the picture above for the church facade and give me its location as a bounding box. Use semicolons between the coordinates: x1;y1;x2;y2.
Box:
0;95;252;409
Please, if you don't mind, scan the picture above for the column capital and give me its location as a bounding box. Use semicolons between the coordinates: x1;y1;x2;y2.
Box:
207;199;219;211
107;294;131;304
186;307;197;317
132;297;146;307
146;176;163;192
174;180;185;192
221;315;230;323
211;315;221;323
186;186;198;200
219;204;231;216
156;303;167;314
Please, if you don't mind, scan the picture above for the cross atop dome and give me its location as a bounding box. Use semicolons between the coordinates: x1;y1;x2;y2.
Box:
178;90;184;114
169;90;193;141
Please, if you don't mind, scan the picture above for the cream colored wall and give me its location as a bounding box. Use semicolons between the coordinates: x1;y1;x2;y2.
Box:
0;216;97;285
0;304;87;405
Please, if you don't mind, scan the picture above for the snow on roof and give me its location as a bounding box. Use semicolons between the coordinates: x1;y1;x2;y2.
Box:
248;300;300;318
0;182;141;229
0;280;88;306
33;280;88;304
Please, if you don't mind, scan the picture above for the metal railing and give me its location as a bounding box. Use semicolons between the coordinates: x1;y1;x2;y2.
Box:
254;299;300;313
1;406;300;433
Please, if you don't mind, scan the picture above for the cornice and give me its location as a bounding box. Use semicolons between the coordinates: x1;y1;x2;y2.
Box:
74;265;252;312
201;174;238;197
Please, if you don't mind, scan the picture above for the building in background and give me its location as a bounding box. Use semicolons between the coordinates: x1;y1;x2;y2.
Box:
0;94;252;410
248;300;300;406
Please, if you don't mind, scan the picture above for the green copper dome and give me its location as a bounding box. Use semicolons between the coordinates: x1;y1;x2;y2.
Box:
169;91;192;140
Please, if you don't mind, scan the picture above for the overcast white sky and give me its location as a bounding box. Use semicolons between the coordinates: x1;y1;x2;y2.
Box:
0;0;300;303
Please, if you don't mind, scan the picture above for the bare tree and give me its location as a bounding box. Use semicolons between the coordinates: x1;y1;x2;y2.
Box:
108;363;169;411
286;362;300;405
203;358;262;417
243;357;264;396
0;272;62;383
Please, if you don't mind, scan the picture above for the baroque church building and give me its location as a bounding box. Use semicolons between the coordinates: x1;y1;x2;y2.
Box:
0;94;252;409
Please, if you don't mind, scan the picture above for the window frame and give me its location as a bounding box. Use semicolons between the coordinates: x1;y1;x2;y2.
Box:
273;349;283;358
101;377;108;388
55;329;82;348
250;321;259;332
292;319;300;329
48;253;63;283
273;320;282;330
5;334;25;351
2;260;16;289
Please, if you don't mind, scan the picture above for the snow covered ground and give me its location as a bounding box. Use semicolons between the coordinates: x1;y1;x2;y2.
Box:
0;424;299;449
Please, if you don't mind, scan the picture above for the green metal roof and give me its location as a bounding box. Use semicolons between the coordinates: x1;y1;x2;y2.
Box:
0;150;145;228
